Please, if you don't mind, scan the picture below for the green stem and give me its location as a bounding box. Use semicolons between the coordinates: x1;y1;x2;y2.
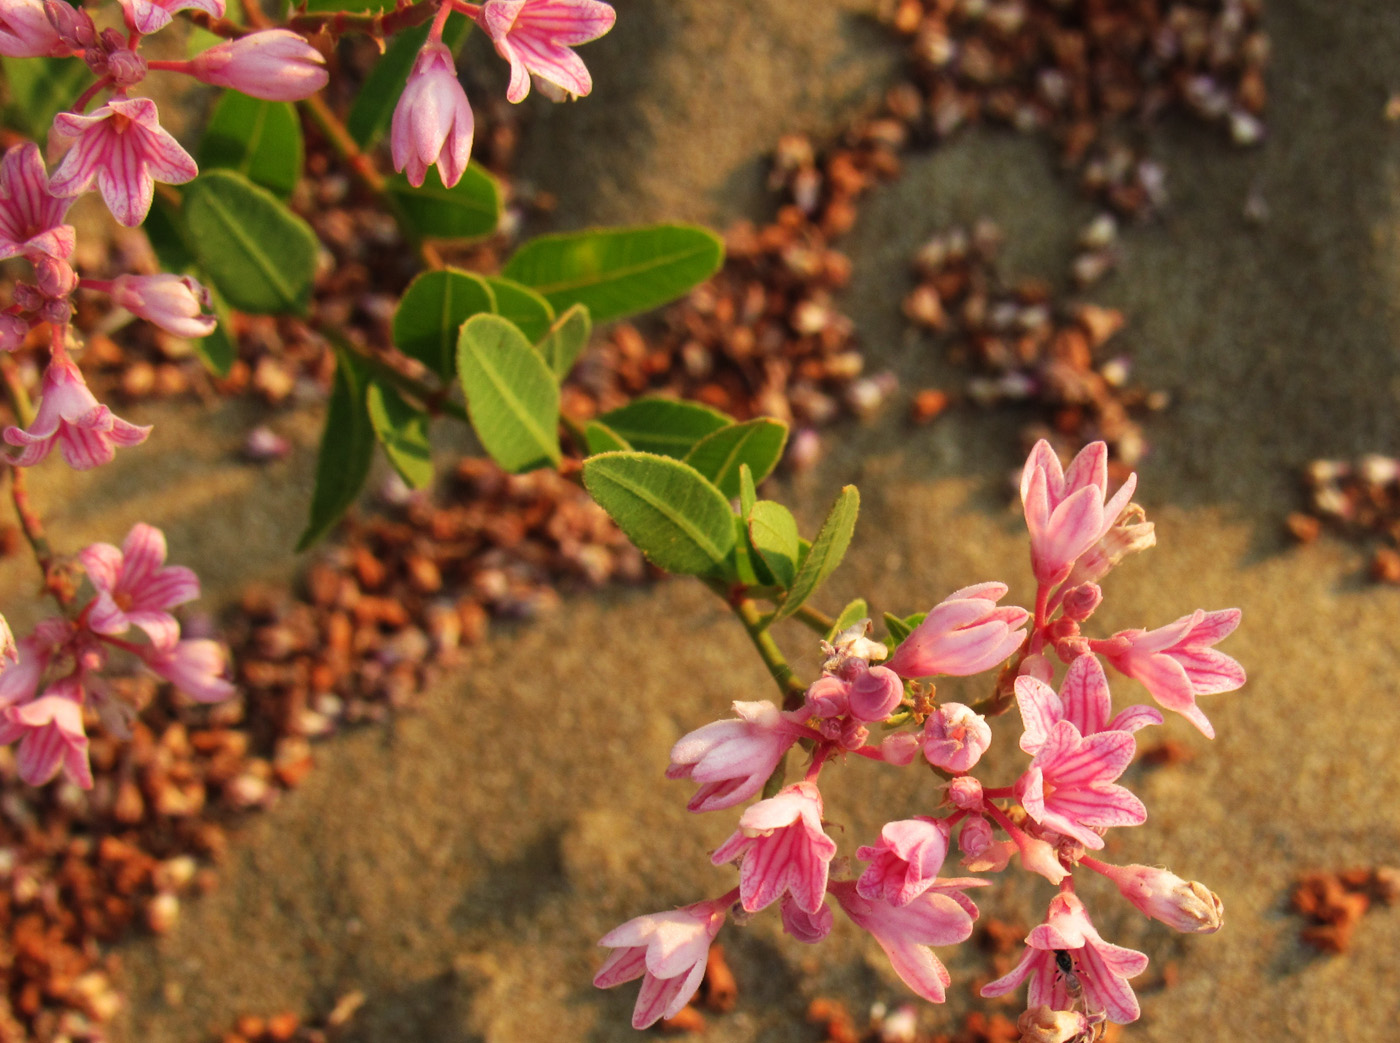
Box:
793;603;834;636
733;598;806;709
314;322;469;423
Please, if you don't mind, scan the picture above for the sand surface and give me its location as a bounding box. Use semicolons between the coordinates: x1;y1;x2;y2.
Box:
16;0;1396;1039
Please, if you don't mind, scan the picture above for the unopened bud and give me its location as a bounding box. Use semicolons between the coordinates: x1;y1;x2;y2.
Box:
1061;582;1102;622
880;732;920;766
948;775;982;810
0;314;29;352
1016;1005;1089;1043
34;256;76;298
107;48;147;88
39;297;72;325
1098;861;1224;933
43;0;93;48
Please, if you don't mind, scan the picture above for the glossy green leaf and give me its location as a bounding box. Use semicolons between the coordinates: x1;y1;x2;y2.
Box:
598;397;732;459
183;170;317;315
747;500;800;590
828;598;870;641
684;418;788;500
367;381;433;489
2;57;87;145
387;164;501;241
739;464;758;520
584;421;630;455
456;313;560;473
502;223;724;322
393;268;495;380
346;13;471;147
297;349;376;550
772;486;860;622
484;276;555;344
539;303;592;379
199;92;303;197
582;452;736;577
726;515;765;587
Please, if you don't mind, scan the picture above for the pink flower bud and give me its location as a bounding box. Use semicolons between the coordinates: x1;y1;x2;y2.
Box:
110;274;216;338
1093;861;1224;933
947;775;982;810
922;702;991;773
107;48;148;88
391;40;473;189
887;582;1029;679
880;732;920;766
1060;582;1102;622
847;662;903;722
187;29;328;101
34;255;75;298
0;0;68;56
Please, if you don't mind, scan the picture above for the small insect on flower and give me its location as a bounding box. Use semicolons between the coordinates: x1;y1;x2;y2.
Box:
1053;950;1107;1043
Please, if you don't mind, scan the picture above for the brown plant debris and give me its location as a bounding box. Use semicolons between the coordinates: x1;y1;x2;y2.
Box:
1293;455;1400;583
1291;867;1400;953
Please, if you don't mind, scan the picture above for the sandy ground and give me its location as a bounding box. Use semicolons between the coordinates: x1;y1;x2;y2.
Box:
10;0;1394;1039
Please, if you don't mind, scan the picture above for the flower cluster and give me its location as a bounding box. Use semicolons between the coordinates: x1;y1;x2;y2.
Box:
595;441;1242;1035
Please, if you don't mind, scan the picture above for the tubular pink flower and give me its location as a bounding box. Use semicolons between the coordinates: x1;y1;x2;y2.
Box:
886;583;1029;679
141;638;235;702
666;700;800;813
479;0;615;103
1089;860;1224;933
0;0;65;56
109;274;216;338
830;879;980;1004
4;354;150;470
1096;608;1244;739
119;0;223;36
48;97;198;227
1014;720;1145;850
186;29;328;101
78;523;199;649
710;781;837;914
1015;654;1161;756
921;701;991;772
981;890;1149;1025
390;40;473;189
1020;439;1136;588
0;142;73;260
0;677;91;788
593;897;726;1030
856;817;952;907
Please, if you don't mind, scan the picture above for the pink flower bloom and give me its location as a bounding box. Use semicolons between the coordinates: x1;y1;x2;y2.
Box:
1015;654;1161;756
666;700;800;813
4;354;150;469
109;274;216;338
186;29;328;101
391;40;473;189
886;583;1028;679
119;0;223;36
0;0;65;56
1096;609;1245;739
830;879;981;1004
1020;440;1136;588
1014;720;1145;850
78;523;199;649
0;677;91;788
857;817;953;907
479;0;615;103
0;142;73;261
1087;859;1224;933
780;895;833;943
593;897;726;1030
48;97;198;227
981;890;1149;1025
711;781;837;914
141;638;235;702
921;701;991;772
0;637;50;706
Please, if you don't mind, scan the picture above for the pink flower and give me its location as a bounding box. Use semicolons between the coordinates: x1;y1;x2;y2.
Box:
886;583;1028;679
48;97;198;227
0;677;91;788
0;0;65;57
921;702;991;772
800;661;903;725
4;354;150;469
0;142;73;261
1015;654;1161;756
390;40;473;189
1020;440;1136;588
593;897;726;1030
666;700;800;813
479;0;615;103
1014;720;1145;850
981;890;1149;1025
141;638;235;702
830;879;981;1003
856;817;952;907
186;29;328;101
0;637;50;707
1087;859;1224;933
109;274;216;338
119;0;223;36
78;523;199;649
1095;609;1244;739
710;781;837;913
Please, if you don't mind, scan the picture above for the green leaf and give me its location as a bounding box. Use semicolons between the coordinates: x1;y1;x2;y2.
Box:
456;314;561;473
598;397;732;458
183;170;318;315
747;501;800;590
199;92;303;198
393;268;495;380
883;612;912;646
739;464;758;521
196;285;237;378
2;57;88;146
772;486;860;622
367;382;433;490
144;194;195;273
347;16;471;148
387;164;501;242
828;598;870;641
684;418;788;500
584;421;630;455
297;350;376;551
502;223;724;322
539;303;592;379
725;515;765;586
582;452;736;576
484;276;555;344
